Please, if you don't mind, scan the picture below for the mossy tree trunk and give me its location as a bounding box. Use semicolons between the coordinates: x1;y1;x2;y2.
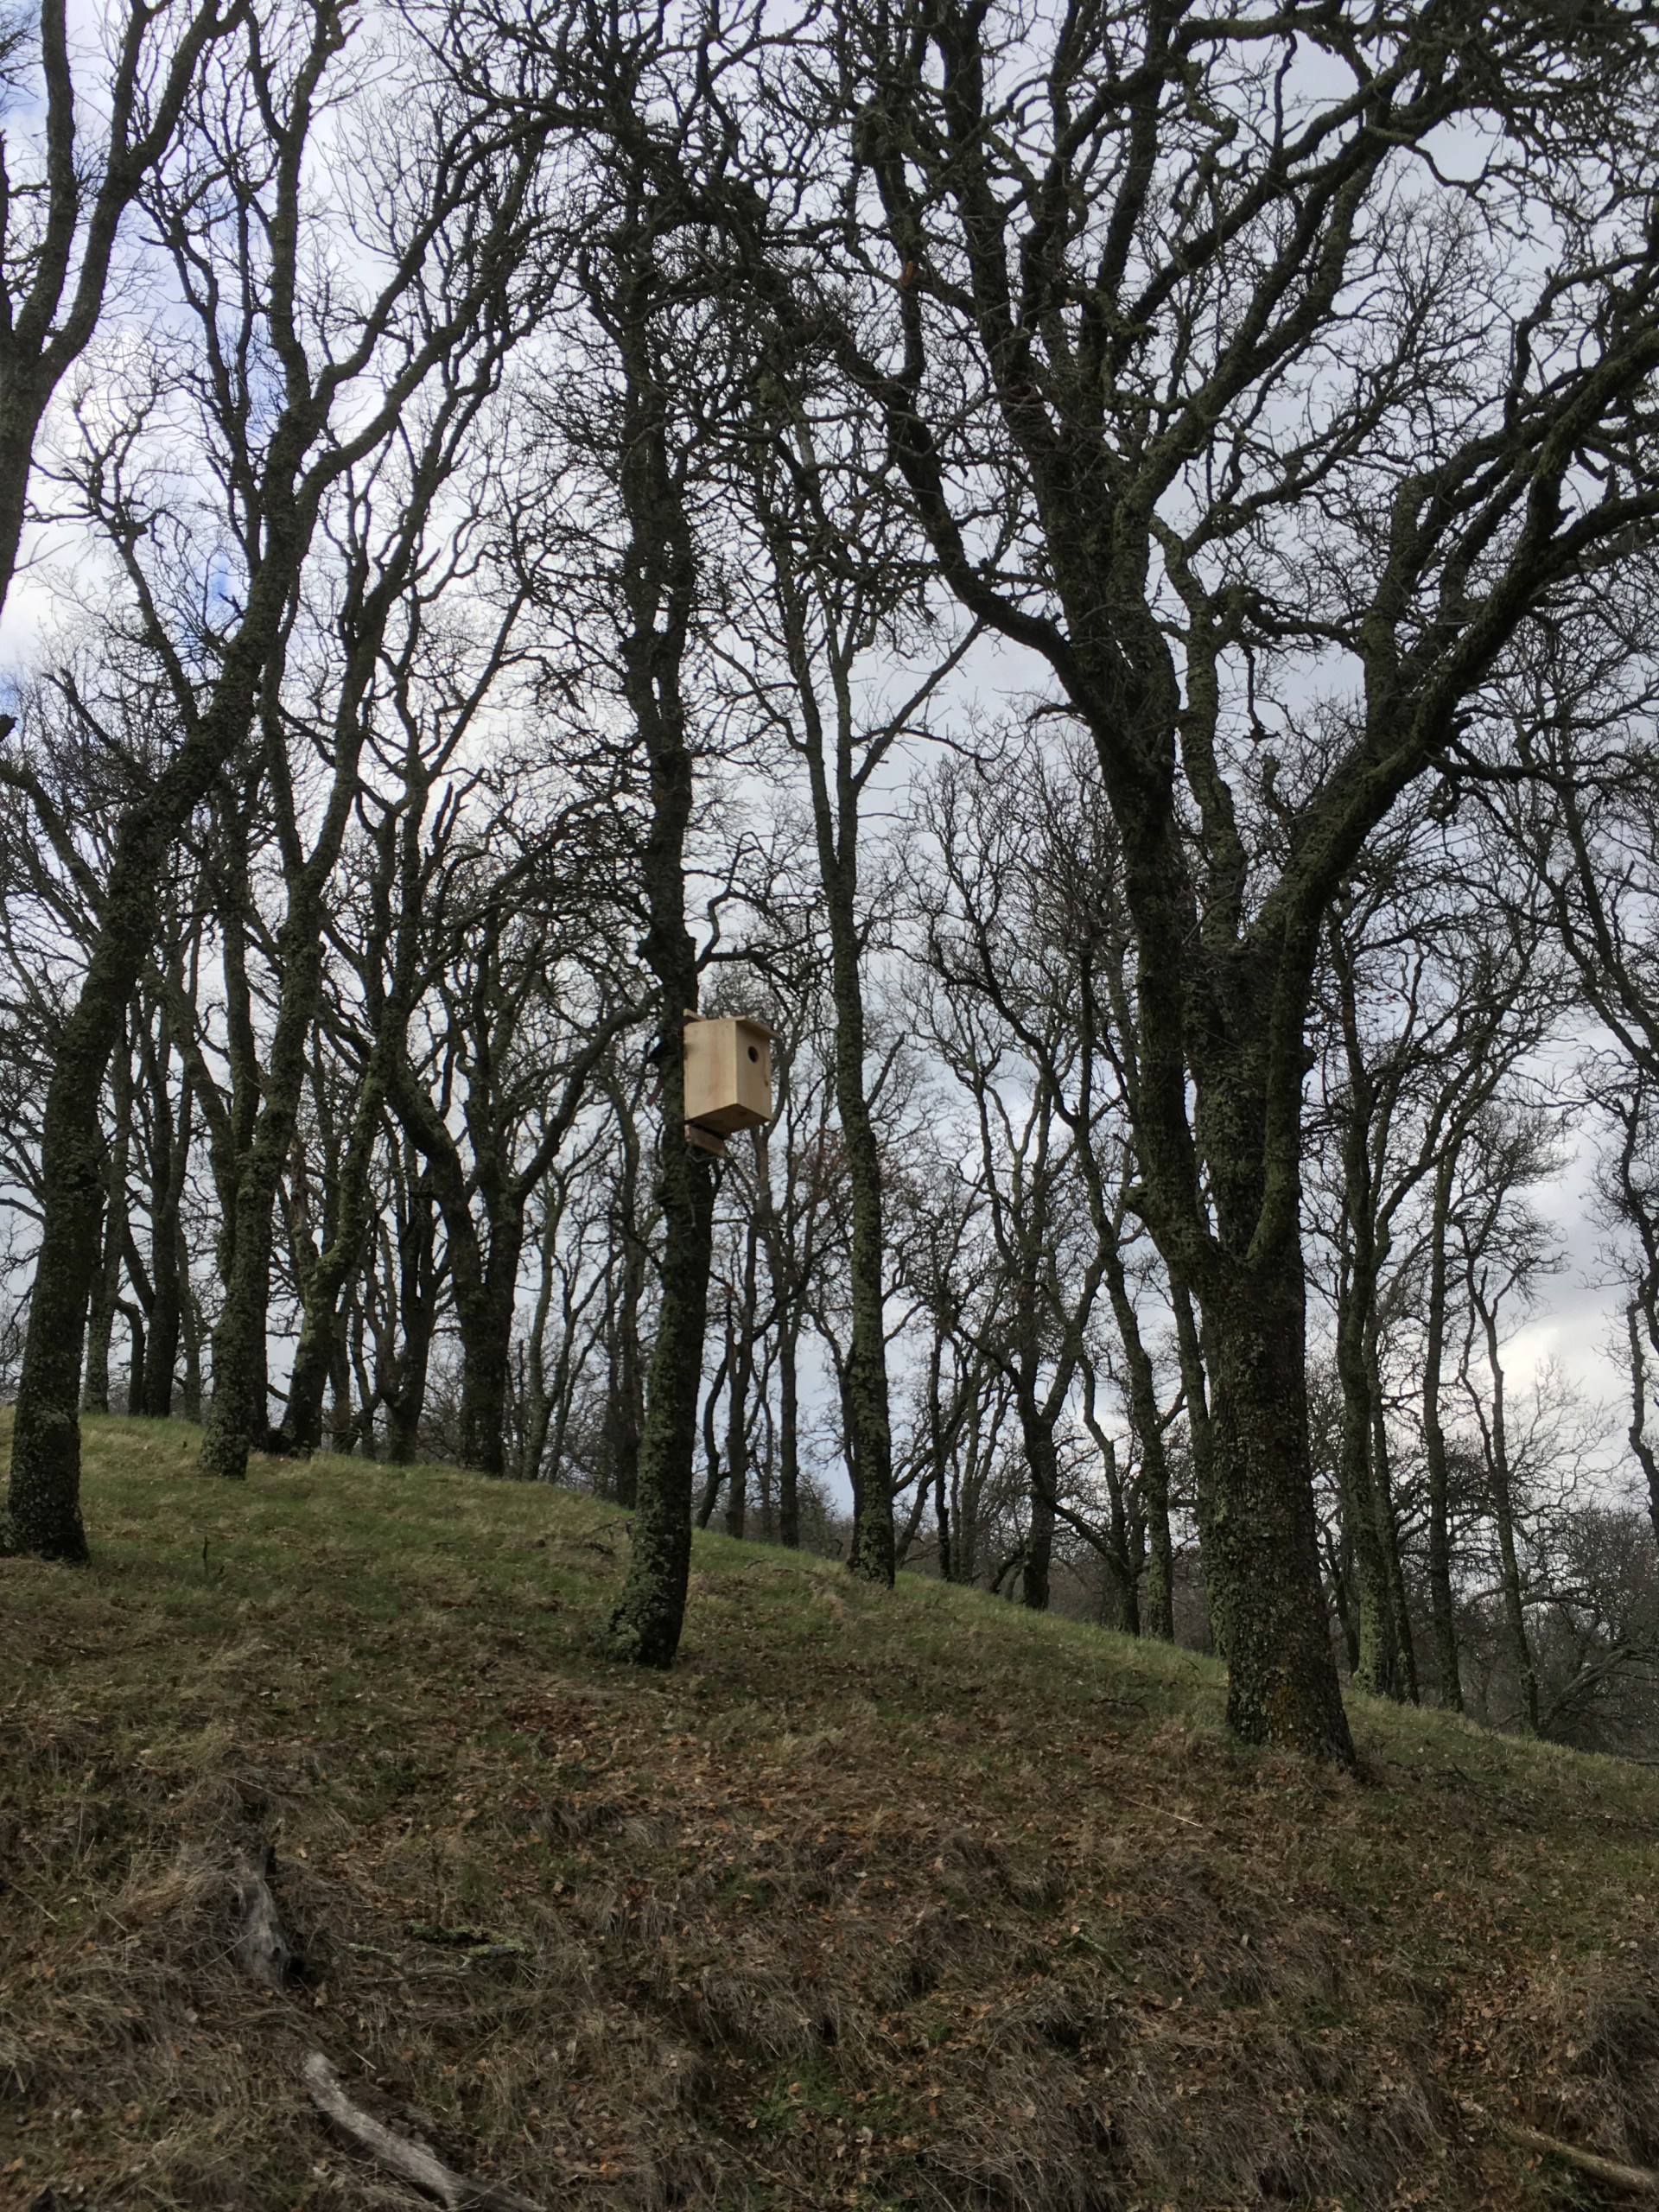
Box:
601;213;719;1669
590;1065;649;1508
1198;1263;1353;1758
788;681;894;1581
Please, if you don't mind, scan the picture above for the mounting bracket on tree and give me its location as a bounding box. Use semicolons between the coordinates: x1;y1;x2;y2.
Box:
682;1012;777;1154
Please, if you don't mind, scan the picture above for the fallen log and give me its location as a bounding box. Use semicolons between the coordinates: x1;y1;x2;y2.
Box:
1508;2124;1659;2196
302;2051;546;2212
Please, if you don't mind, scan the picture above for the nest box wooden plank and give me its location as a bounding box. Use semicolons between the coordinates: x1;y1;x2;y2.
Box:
683;1015;775;1135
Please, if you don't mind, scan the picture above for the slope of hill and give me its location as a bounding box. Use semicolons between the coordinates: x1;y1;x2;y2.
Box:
3;1416;1657;2211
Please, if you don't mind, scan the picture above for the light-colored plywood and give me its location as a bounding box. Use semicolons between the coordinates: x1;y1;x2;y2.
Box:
683;1015;775;1135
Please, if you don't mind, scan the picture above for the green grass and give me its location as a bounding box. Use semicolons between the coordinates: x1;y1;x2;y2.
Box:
3;1414;1658;2209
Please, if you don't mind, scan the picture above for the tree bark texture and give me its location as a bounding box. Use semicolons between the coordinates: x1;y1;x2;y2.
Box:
1202;1264;1354;1761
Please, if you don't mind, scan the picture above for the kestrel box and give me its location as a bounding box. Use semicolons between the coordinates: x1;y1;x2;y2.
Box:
683;1015;776;1136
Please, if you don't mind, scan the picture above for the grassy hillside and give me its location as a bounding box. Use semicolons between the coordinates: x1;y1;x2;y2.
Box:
3;1418;1658;2211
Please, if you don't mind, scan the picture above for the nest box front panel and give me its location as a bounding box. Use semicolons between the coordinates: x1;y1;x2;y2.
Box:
683;1017;773;1135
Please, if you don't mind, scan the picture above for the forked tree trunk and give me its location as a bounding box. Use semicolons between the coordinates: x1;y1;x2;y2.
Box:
283;1045;391;1454
200;922;327;1479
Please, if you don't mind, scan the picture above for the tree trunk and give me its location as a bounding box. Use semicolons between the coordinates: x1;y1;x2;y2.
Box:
522;1196;576;1483
1335;1255;1399;1697
1423;1149;1461;1710
696;1342;729;1530
775;551;894;1585
601;240;716;1669
180;1256;203;1424
1098;1433;1142;1635
1016;1387;1058;1611
81;1018;135;1419
593;1075;647;1507
1364;1317;1418;1703
830;935;894;1585
1103;1237;1173;1639
1203;1260;1356;1764
384;1166;438;1466
753;1122;799;1546
200;923;327;1480
723;1341;749;1541
121;1300;145;1415
140;1026;189;1419
604;1062;717;1662
1478;1298;1538;1735
5;847;168;1556
1172;1279;1225;1658
80;1195;116;1421
282;1058;387;1453
778;1319;801;1548
454;1227;523;1477
723;1223;759;1541
1330;964;1418;1703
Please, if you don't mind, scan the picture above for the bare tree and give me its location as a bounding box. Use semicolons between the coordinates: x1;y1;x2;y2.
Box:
751;0;1659;1760
5;0;565;1551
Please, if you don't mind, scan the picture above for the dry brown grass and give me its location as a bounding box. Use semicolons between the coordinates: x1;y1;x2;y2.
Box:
3;1414;1657;2209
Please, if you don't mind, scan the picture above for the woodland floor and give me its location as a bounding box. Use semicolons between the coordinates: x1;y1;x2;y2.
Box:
3;1418;1659;2212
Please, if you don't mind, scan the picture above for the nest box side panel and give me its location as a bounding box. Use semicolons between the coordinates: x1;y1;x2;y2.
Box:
732;1021;773;1126
682;1019;730;1131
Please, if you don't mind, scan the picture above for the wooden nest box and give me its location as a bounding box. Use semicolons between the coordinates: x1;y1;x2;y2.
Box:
683;1014;776;1140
